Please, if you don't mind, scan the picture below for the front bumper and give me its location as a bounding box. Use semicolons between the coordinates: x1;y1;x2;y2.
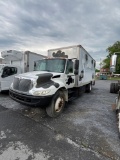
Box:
9;89;53;107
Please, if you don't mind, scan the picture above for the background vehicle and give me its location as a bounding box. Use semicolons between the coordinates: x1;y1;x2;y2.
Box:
110;53;120;137
10;45;96;117
99;74;107;80
0;50;45;92
110;54;120;93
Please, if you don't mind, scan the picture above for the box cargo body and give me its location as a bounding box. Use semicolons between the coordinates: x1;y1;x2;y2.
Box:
1;50;46;72
48;45;96;87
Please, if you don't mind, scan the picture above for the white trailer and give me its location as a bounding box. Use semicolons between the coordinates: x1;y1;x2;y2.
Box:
0;50;45;92
9;45;96;117
0;54;10;64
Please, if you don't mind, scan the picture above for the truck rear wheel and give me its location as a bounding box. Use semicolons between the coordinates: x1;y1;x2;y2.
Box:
85;83;92;93
46;91;65;117
110;83;115;93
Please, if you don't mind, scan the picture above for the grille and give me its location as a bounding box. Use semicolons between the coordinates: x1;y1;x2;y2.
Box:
13;77;33;92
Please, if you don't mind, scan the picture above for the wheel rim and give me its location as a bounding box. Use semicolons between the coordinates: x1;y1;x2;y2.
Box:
55;97;64;112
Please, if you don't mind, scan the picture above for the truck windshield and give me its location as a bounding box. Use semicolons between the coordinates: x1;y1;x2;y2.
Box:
34;59;66;73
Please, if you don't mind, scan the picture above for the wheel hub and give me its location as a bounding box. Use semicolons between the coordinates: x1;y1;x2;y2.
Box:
55;97;64;112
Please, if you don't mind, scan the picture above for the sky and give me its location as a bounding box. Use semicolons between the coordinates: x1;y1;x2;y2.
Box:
0;0;120;69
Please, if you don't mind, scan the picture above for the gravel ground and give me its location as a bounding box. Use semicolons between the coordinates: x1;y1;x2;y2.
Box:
0;80;120;160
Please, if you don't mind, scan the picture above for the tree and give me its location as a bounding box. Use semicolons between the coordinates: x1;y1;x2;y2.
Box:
102;57;110;68
102;41;120;73
95;69;100;72
107;41;120;57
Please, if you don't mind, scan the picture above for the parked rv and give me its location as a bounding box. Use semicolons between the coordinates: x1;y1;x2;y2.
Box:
9;45;96;117
0;50;45;92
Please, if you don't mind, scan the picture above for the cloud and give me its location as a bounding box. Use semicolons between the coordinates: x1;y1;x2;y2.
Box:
0;0;120;68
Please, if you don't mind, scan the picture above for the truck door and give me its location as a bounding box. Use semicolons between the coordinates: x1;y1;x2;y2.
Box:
1;66;19;91
65;59;75;89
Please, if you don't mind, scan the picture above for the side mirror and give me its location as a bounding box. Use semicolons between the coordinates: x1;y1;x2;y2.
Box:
74;60;79;75
74;60;79;70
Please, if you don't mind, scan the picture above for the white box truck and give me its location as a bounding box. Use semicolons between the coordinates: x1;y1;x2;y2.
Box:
0;50;45;92
9;45;96;117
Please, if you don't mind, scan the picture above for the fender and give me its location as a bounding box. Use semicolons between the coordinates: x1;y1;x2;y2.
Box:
46;79;67;95
50;79;68;101
29;76;67;97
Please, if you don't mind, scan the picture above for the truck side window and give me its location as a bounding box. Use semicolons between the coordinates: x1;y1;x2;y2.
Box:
66;60;73;74
2;67;17;78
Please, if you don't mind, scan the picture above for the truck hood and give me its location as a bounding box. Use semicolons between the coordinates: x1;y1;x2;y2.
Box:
17;71;63;79
15;71;64;90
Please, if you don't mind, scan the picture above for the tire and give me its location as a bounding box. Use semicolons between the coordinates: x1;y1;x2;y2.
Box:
115;83;119;93
46;91;65;117
85;83;92;93
110;83;115;93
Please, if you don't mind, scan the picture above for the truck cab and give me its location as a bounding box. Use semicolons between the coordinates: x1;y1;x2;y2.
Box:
34;58;77;89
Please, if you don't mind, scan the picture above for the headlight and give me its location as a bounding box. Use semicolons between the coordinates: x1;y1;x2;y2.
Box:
32;90;50;96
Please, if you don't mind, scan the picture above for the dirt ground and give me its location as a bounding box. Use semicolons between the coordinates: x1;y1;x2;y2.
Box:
0;80;120;160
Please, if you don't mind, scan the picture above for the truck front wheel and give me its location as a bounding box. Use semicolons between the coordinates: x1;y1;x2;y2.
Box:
46;91;65;117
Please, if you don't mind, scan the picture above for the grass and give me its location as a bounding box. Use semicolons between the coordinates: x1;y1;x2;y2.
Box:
96;76;120;80
107;77;120;80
